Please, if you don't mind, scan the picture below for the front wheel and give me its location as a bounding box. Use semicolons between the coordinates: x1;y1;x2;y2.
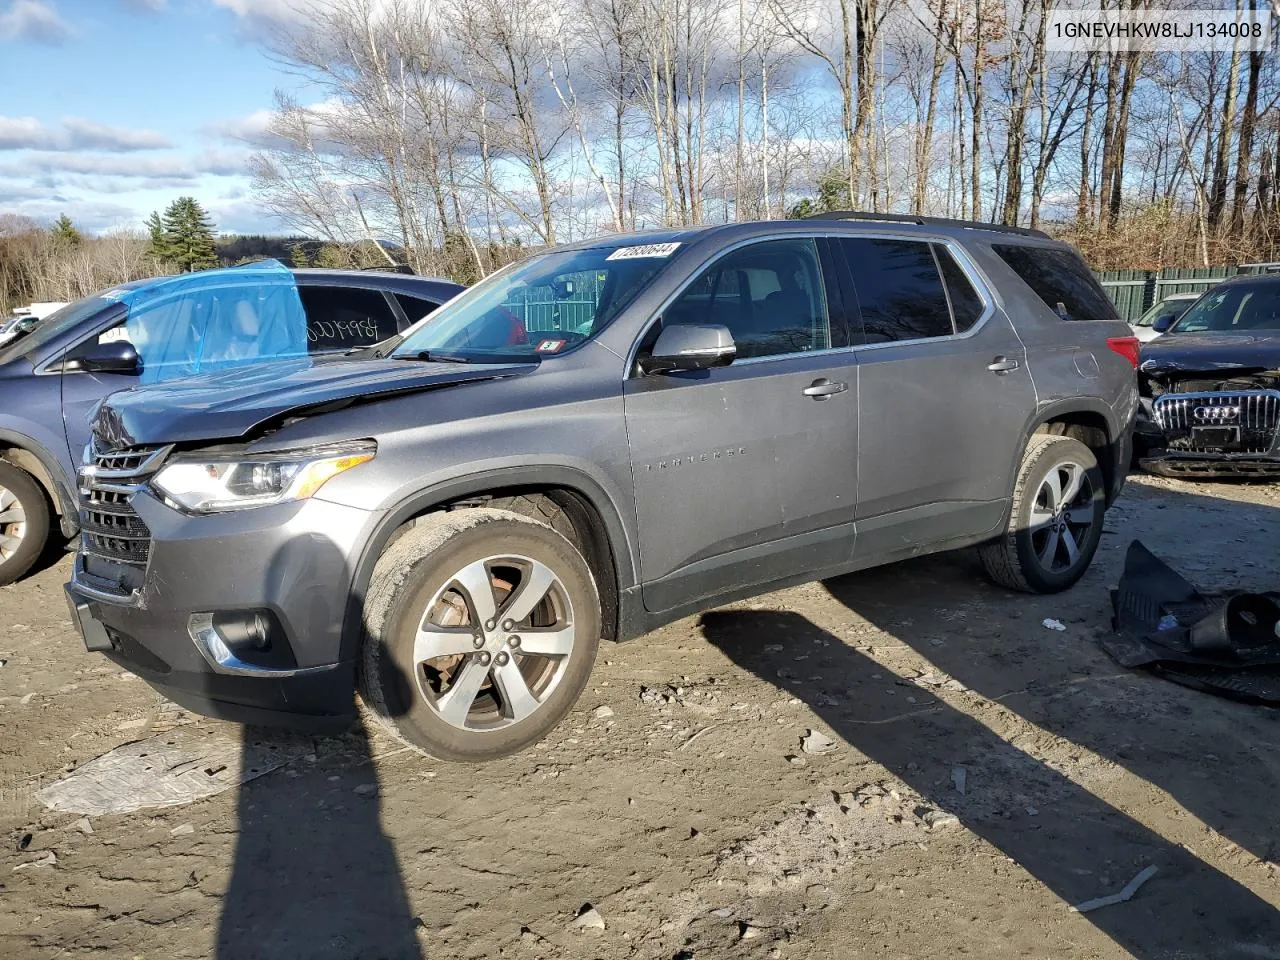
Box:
979;434;1105;594
0;462;50;586
359;508;600;762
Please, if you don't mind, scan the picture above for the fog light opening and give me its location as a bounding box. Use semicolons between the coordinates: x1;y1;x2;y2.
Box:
188;610;298;675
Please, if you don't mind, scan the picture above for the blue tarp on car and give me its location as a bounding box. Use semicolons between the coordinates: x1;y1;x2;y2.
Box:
118;260;308;385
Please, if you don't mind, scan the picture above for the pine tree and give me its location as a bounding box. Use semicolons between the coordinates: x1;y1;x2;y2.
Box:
144;211;169;262
160;197;218;272
51;214;81;249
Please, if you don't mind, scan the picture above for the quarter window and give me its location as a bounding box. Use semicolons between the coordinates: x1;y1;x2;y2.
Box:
991;244;1118;322
663;238;831;359
393;293;441;324
837;238;953;342
934;245;985;333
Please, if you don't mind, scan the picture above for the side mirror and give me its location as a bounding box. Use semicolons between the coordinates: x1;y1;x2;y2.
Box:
1152;314;1175;334
640;324;736;374
71;340;140;375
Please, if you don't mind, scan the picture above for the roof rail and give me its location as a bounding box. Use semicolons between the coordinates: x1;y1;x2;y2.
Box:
805;210;1051;240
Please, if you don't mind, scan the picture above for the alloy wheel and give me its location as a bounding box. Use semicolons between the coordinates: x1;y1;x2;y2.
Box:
0;485;27;562
412;554;575;732
1028;461;1095;574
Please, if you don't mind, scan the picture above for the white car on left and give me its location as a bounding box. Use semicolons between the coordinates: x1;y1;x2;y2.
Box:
0;302;68;348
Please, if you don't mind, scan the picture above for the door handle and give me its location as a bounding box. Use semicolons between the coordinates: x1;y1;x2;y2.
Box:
987;356;1021;374
803;378;848;399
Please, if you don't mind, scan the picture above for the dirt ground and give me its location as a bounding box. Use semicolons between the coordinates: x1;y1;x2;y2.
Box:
3;473;1280;960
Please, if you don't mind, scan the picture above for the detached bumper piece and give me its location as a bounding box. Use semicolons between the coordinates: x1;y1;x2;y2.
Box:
1106;540;1280;704
1139;455;1280;479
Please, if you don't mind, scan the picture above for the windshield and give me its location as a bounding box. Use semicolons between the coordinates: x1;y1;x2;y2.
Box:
392;243;678;361
1170;282;1280;334
1134;295;1195;328
0;287;135;364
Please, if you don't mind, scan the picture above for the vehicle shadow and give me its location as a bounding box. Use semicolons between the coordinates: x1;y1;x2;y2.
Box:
700;607;1280;956
821;482;1280;876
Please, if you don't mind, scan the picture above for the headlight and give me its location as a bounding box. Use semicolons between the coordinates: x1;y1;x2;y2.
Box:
151;442;376;513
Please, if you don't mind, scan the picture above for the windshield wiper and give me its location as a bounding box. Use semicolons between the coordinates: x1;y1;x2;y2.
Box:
411;350;472;364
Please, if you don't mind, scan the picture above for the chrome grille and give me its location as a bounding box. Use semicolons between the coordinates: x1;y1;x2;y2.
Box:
78;442;170;567
1153;391;1280;455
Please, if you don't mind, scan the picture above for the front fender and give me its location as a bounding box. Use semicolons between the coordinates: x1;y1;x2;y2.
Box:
0;424;78;534
335;463;639;662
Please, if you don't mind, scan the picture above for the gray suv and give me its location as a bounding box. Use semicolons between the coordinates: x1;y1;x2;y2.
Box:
65;215;1137;761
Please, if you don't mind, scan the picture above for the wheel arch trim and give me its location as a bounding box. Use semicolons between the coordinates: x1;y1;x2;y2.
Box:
0;427;77;535
339;464;638;662
1013;398;1126;505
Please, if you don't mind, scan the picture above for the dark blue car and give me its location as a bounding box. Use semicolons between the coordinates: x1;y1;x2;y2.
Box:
0;260;462;583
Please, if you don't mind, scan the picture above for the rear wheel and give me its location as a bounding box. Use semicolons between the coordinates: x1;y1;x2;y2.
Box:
359;508;600;762
0;462;50;586
979;434;1105;594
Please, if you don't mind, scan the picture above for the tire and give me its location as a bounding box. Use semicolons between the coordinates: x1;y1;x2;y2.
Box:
979;434;1105;594
358;507;601;762
0;462;50;586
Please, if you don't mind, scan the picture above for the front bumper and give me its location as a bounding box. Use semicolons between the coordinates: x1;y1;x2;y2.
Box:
1135;393;1280;480
66;491;376;731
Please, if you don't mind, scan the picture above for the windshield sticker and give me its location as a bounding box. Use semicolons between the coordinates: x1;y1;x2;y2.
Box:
97;327;130;345
605;242;681;261
535;338;567;353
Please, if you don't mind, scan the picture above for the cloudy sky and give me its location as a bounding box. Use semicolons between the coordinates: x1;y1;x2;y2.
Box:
0;0;303;235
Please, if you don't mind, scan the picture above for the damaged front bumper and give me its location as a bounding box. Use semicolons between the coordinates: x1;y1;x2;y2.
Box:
1136;389;1280;478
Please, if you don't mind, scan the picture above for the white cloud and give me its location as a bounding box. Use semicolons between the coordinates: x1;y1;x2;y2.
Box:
0;198;144;232
0;0;73;44
204;108;282;148
0;147;253;179
61;118;170;151
0;116;52;149
0;116;171;152
205;99;348;153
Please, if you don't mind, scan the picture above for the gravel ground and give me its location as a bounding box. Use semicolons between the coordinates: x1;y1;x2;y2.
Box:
3;473;1279;959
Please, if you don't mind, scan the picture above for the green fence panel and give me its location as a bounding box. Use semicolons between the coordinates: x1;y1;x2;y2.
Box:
1096;269;1153;321
1096;263;1280;321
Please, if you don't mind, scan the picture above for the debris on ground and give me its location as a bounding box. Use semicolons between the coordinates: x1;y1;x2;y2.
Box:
13;851;56;871
1106;541;1280;703
169;823;195;837
593;704;615;719
1042;618;1067;632
72;817;93;835
951;766;967;795
36;729;314;815
573;903;605;931
800;729;838;755
1069;865;1159;913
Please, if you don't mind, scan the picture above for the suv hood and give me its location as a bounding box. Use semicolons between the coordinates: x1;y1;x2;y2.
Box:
92;356;537;448
1139;331;1280;395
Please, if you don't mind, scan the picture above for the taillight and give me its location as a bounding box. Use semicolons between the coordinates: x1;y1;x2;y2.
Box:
1106;336;1140;369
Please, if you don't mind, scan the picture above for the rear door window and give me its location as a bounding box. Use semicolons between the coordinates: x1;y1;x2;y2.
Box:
393;293;441;325
835;238;953;342
991;244;1118;321
298;286;401;353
